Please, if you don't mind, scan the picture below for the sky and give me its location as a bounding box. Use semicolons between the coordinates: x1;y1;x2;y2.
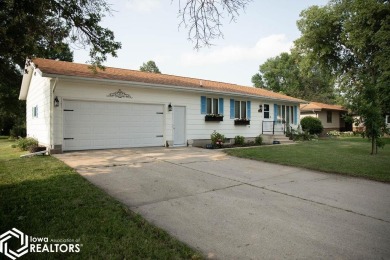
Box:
73;0;329;87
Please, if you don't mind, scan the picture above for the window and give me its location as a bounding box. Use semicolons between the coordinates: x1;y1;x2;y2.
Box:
327;111;332;123
206;98;219;114
235;100;247;119
264;104;270;119
291;106;294;123
387;115;390;124
32;105;38;118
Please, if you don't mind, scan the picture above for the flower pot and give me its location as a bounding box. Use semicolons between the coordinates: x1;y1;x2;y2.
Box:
205;115;224;122
234;120;250;125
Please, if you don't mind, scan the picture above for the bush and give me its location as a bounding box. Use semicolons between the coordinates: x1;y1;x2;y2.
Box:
210;131;225;148
10;125;26;138
234;135;245;145
255;135;263;145
300;117;324;135
327;130;340;137
17;137;38;151
293;131;312;141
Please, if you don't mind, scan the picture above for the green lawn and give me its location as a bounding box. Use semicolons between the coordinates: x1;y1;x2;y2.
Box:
0;138;202;259
225;137;390;182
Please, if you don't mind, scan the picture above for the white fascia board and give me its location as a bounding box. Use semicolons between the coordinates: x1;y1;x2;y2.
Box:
19;66;34;100
42;73;306;104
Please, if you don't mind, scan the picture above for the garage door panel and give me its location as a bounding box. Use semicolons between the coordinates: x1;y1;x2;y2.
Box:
63;100;164;151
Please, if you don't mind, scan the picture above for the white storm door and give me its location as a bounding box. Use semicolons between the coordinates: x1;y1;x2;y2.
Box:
173;106;186;146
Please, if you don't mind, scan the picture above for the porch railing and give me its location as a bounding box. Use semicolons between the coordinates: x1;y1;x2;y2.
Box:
262;121;292;135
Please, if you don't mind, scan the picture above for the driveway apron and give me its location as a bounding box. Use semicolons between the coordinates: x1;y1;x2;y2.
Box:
55;147;390;259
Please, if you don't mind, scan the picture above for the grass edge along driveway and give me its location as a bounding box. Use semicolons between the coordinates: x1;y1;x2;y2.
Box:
0;138;202;259
225;137;390;182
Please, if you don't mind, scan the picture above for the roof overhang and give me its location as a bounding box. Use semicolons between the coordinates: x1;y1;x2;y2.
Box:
19;61;38;100
42;72;307;104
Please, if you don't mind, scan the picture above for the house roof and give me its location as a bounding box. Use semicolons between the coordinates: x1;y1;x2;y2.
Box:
300;102;347;112
23;58;305;103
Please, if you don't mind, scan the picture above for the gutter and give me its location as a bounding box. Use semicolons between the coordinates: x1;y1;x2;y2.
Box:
42;73;307;104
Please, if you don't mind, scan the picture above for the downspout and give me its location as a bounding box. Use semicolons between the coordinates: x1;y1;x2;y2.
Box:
50;78;59;151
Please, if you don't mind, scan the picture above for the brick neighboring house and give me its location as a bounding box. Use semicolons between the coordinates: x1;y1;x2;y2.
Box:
300;102;351;135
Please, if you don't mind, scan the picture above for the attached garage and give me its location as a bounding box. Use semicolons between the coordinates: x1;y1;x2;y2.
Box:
63;100;164;151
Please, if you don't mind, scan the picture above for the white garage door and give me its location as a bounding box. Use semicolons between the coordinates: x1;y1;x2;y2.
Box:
63;100;164;151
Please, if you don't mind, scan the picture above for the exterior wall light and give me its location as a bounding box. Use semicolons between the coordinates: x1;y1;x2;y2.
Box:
168;103;172;111
54;96;59;107
258;104;263;112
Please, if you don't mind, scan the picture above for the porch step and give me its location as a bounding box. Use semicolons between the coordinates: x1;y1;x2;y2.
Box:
273;135;295;145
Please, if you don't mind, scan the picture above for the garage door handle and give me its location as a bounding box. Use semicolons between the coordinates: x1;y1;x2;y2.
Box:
156;135;163;137
64;138;74;140
63;109;74;111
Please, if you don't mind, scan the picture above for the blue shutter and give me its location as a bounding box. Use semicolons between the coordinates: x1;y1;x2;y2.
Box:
274;104;278;121
247;101;251;119
200;96;206;114
219;98;224;115
230;99;235;119
294;105;298;124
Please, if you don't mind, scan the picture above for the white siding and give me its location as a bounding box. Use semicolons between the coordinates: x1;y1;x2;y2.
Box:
50;78;300;148
26;70;51;146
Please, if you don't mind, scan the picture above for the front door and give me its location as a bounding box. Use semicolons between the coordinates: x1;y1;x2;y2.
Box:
173;106;186;146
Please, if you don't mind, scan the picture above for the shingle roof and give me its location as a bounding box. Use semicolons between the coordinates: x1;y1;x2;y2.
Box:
32;58;305;103
300;102;347;112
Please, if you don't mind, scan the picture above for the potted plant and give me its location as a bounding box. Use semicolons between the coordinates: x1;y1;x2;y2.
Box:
234;118;250;125
205;114;224;122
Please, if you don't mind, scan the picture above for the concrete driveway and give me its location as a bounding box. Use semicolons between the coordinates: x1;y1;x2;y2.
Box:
55;147;390;259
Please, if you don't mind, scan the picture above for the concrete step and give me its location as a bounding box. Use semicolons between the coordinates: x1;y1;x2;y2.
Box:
273;135;295;145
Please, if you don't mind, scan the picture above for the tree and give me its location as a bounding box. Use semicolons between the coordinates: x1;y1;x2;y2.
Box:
177;0;251;49
140;61;161;74
252;51;336;103
251;73;264;88
0;0;121;134
295;0;390;154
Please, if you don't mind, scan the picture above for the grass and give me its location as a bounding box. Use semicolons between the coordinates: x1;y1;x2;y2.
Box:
225;137;390;182
0;138;202;259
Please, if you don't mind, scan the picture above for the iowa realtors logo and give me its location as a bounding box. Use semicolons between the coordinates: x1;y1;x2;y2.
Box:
0;228;81;259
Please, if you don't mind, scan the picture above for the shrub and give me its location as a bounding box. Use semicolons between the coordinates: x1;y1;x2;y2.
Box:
327;130;340;137
10;125;26;138
234;135;245;145
300;117;324;135
293;131;312;141
210;131;225;148
255;135;263;145
17;137;38;151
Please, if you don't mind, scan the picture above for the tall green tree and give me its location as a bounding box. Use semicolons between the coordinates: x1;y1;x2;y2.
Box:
0;0;121;135
295;0;390;154
252;51;336;103
251;73;264;88
140;61;161;74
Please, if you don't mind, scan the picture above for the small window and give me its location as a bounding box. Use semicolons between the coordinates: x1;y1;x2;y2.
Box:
206;98;219;114
327;111;332;123
386;115;390;124
234;100;247;119
264;104;270;119
32;105;38;118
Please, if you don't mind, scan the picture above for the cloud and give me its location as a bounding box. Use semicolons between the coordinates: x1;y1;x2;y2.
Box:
180;34;293;66
125;0;161;12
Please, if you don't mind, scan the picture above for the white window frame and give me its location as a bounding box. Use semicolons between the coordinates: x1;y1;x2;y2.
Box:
235;100;247;119
206;97;219;114
264;104;270;119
